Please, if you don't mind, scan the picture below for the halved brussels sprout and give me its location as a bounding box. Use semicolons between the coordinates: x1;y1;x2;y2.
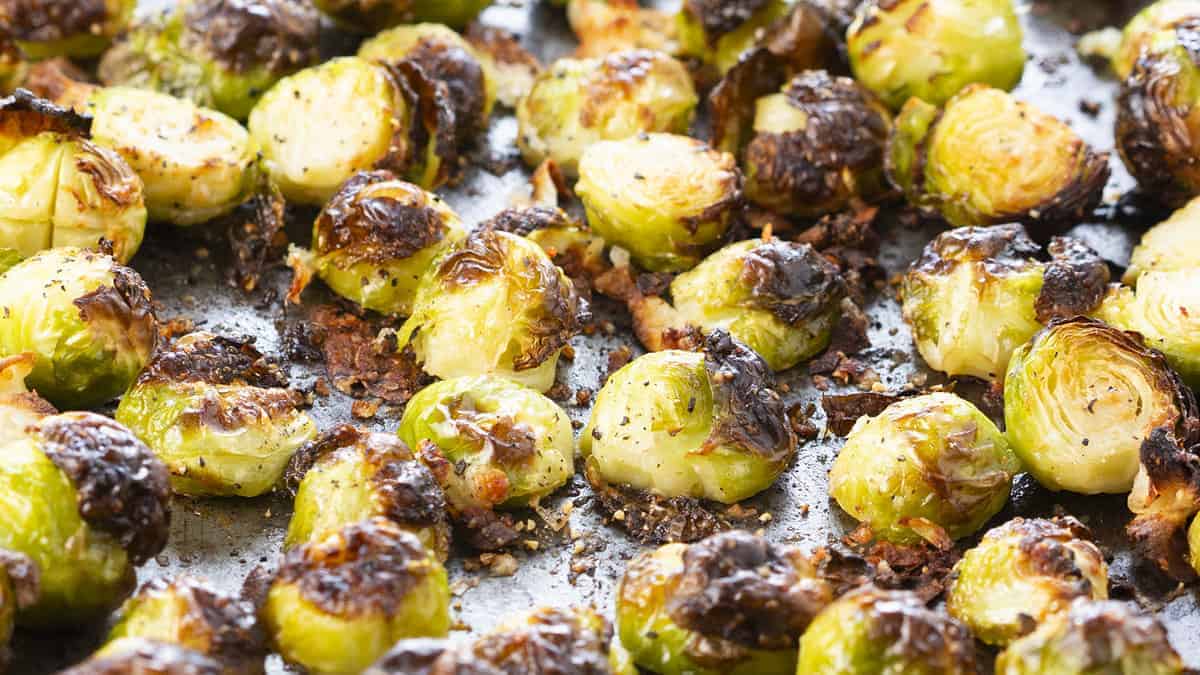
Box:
676;0;791;73
1124;196;1200;283
995;599;1186;675
0;551;37;671
576;133;740;272
60;639;228;675
847;0;1024;110
582;331;796;504
947;517;1108;646
115;332;317;498
0;411;170;628
98;0;322;120
1;0;135;59
287;171;467;316
796;585;977;675
888;85;1110;229
0;247;157;409
261;518;450;675
397;229;586;392
517;49;697;176
1097;270;1200;388
1004;317;1194;494
567;0;679;59
829;392;1019;546
1115;0;1200;79
617;531;832;675
311;0;491;32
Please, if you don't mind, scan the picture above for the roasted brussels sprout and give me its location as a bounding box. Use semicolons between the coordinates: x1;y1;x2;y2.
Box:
995;600;1186;675
1096;270;1200;388
582;332;796;504
0;0;135;59
847;0;1025;110
1124;196;1200;283
0;247;157;409
946;517;1108;646
1124;425;1200;579
97;0;322;121
676;0;792;73
0;411;170;628
567;0;679;59
616;531;832;675
261;518;451;675
397;229;585;391
1004;317;1195;494
311;0;491;32
888;85;1109;229
576;133;740;272
1115;0;1200;79
517;49;697;176
796;585;977;675
0;551;37;671
286;171;467;315
829;392;1019;546
60;639;229;675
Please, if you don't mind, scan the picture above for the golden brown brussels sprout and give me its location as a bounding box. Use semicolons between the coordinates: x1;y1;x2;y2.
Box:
616;531;832;675
59;639;229;675
115;332;317;498
676;0;791;73
0;411;170;628
576;133;740;273
311;0;491;33
1123;425;1200;580
946;517;1108;646
888;85;1110;229
567;0;679;59
0;551;37;672
261;518;451;675
1096;269;1200;388
829;392;1019;546
0;0;135;59
1115;0;1200;79
1124;196;1200;283
517;49;697;177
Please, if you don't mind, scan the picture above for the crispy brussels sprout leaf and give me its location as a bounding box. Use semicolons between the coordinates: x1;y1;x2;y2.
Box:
1124;426;1200;580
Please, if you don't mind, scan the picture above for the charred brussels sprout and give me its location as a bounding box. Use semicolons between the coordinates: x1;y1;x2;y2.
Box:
576;133;740;272
1096;269;1200;388
397;229;585;391
1124;197;1200;282
616;531;832;675
946;517;1108;646
888;85;1109;229
261;518;451;675
670;239;846;371
0;247;157;409
517;50;697;176
0;412;170;628
676;0;791;73
847;0;1024;110
1115;0;1200;80
60;639;229;675
0;551;36;671
829;392;1019;546
311;0;491;32
995;600;1186;675
0;0;135;59
287;171;467;316
115;332;317;498
582;332;796;504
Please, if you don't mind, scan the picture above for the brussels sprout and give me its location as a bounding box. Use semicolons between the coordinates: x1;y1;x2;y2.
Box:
115;332;317;498
97;0;322;121
261;518;451;675
847;0;1024;110
517;49;697;176
567;0;679;59
616;531;832;675
995;600;1186;675
0;90;146;263
286;171;467;316
1123;425;1200;579
829;392;1019;546
60;639;230;675
576;133;740;272
0;411;170;628
582;332;795;504
888;85;1110;229
0;551;37;672
669;238;846;371
1124;196;1200;283
946;517;1108;646
1004;317;1195;495
0;0;135;60
311;0;491;33
1115;0;1200;79
397;229;586;391
796;585;977;675
676;0;792;73
1096;270;1200;388
0;247;157;409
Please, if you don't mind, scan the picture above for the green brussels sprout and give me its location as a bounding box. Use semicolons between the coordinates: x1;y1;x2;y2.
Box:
0;0;135;59
286;171;467;316
828;392;1019;546
575;133;740;273
946;517;1109;646
669;238;846;371
1115;0;1200;79
97;0;322;121
285;425;451;561
261;518;451;675
397;229;586;392
1096;270;1200;388
616;531;832;675
0;551;37;672
0;247;157;409
847;0;1024;110
0;411;170;628
60;639;230;675
1004;317;1195;495
1124;196;1200;283
796;585;977;675
888;85;1110;229
115;332;318;498
676;0;791;74
517;49;698;177
995;599;1186;675
582;332;796;504
311;0;491;33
